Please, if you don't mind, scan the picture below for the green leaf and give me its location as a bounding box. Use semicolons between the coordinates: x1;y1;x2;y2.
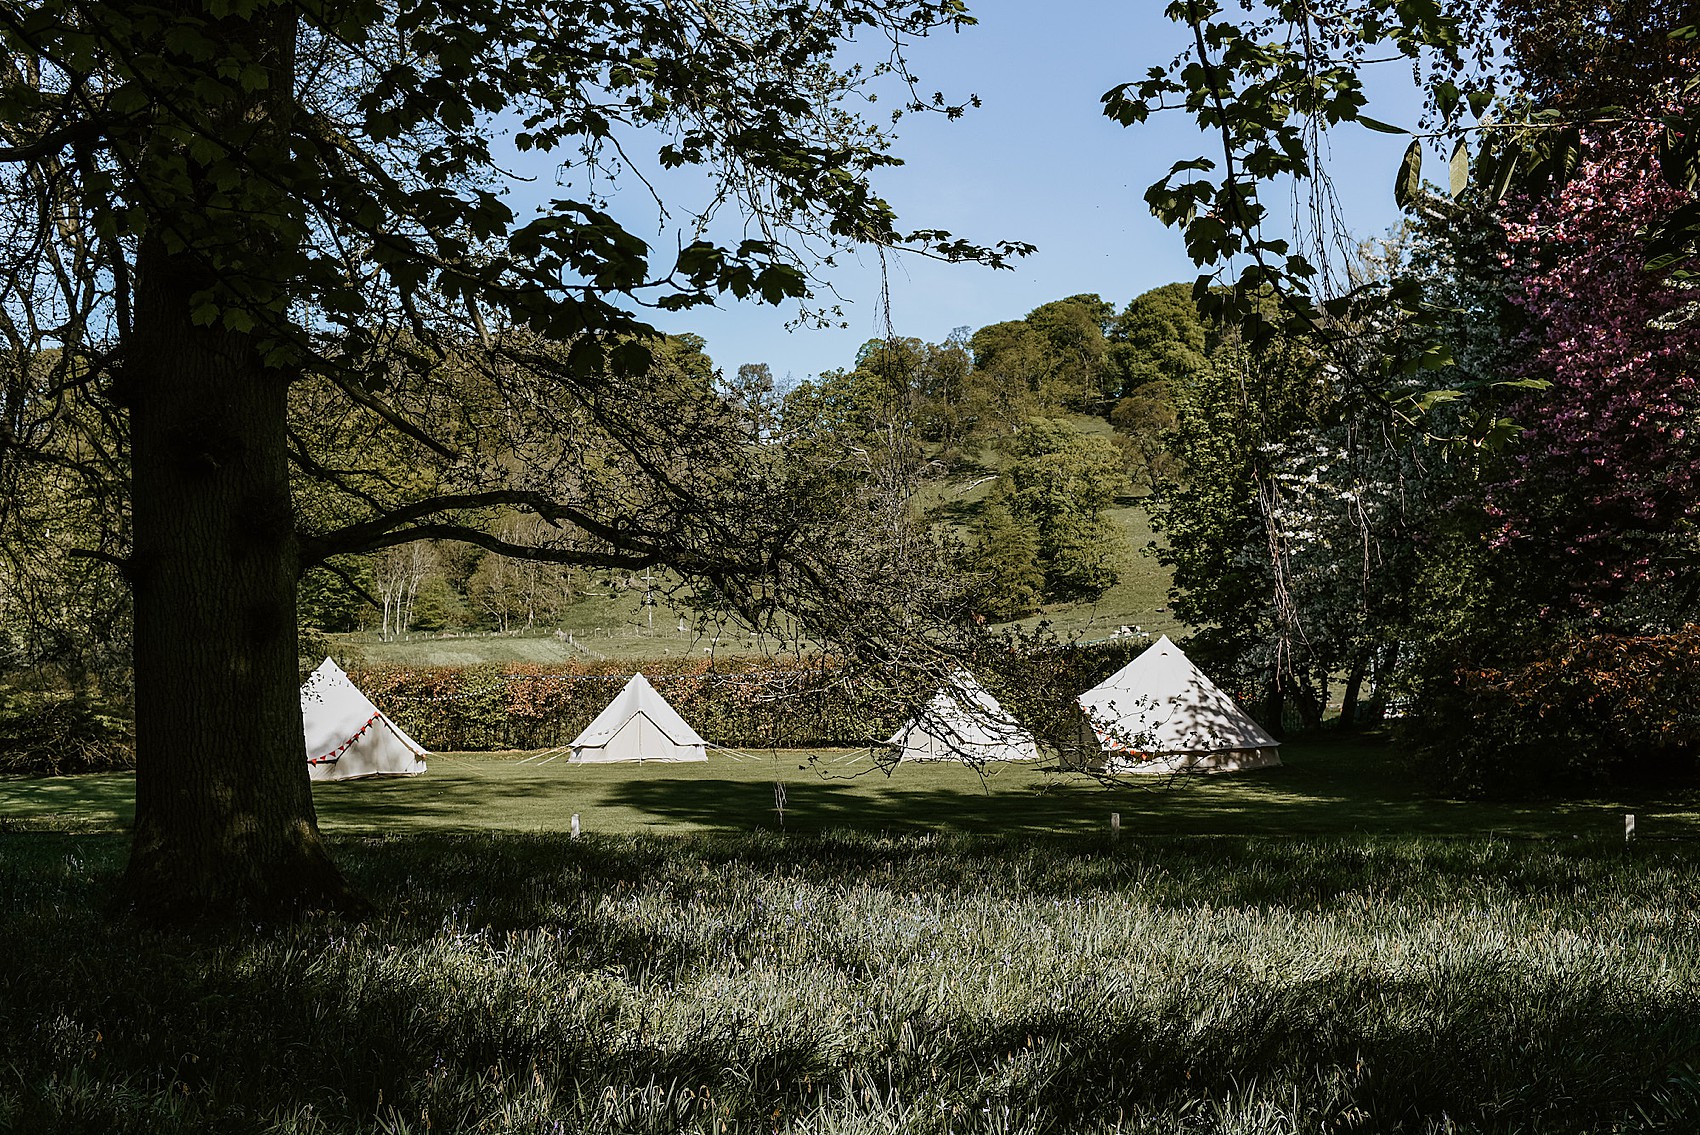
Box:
1356;115;1408;135
1489;151;1518;203
1448;137;1469;197
1415;389;1463;411
1395;139;1423;208
1435;80;1460;121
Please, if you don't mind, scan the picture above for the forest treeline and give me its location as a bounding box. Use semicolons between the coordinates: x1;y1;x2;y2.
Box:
293;286;1208;638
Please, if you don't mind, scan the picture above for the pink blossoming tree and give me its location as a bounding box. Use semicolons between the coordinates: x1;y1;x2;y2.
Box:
1487;130;1700;621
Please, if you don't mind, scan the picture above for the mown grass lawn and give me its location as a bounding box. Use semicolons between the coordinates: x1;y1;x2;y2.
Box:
5;740;1700;1133
6;735;1699;841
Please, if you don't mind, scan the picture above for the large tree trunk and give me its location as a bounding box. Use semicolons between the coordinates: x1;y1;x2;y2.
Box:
120;236;363;920
115;2;362;921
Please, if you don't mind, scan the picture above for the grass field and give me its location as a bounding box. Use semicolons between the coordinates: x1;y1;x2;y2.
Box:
4;826;1700;1132
6;736;1699;841
8;741;1700;1132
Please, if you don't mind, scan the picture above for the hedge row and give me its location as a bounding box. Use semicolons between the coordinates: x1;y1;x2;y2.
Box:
350;657;903;751
350;640;1154;753
1409;625;1700;796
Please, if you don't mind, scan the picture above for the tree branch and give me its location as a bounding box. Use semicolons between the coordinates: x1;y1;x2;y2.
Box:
322;522;660;571
300;489;673;567
67;546;131;578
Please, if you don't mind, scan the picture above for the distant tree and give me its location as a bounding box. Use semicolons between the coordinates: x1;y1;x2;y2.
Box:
467;515;580;631
1107;282;1210;399
1001;419;1130;600
375;543;438;641
1025;295;1115;410
958;504;1045;620
912;332;976;453
1109;384;1181;496
967;320;1045;431
729;363;779;441
297;557;373;635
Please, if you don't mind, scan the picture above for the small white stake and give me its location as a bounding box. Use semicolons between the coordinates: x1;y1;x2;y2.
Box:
1111;812;1121;842
571;813;581;839
1626;813;1635;843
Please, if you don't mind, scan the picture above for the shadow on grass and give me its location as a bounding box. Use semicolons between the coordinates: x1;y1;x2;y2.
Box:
598;736;1700;842
6;734;1700;845
5;827;1699;1135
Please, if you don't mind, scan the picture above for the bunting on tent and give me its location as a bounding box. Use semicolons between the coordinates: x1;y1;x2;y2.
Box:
301;658;429;782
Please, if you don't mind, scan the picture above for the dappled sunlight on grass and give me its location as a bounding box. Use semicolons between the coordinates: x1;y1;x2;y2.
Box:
0;774;133;831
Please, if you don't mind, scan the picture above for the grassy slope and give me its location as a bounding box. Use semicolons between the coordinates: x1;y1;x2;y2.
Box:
332;413;1179;669
335;587;779;667
8;736;1697;840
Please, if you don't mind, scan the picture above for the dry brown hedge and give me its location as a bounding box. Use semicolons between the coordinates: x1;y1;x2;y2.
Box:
1409;625;1700;795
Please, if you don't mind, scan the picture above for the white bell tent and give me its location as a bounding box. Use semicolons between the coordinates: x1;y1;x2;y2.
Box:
886;670;1040;763
300;658;429;782
569;672;708;763
1077;635;1280;774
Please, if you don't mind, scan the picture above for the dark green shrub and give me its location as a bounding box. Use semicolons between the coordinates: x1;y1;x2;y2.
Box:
0;688;134;775
1407;626;1700;796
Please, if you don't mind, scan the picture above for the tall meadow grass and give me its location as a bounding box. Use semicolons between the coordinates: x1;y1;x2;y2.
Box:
2;831;1697;1133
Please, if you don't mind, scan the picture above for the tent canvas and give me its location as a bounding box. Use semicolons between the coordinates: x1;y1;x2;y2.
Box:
301;658;429;782
1076;635;1280;774
570;672;708;763
886;670;1040;763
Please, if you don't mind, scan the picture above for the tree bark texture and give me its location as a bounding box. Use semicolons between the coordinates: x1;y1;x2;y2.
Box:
115;3;361;919
120;236;361;920
120;236;359;919
1338;650;1369;734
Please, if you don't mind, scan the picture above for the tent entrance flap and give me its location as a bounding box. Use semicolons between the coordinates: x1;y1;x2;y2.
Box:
569;673;709;763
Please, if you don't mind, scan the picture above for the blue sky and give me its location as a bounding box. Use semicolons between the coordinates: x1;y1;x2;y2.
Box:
516;3;1423;387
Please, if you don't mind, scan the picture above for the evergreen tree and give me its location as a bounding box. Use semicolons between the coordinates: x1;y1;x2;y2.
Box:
959;504;1045;620
1001;419;1130;600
